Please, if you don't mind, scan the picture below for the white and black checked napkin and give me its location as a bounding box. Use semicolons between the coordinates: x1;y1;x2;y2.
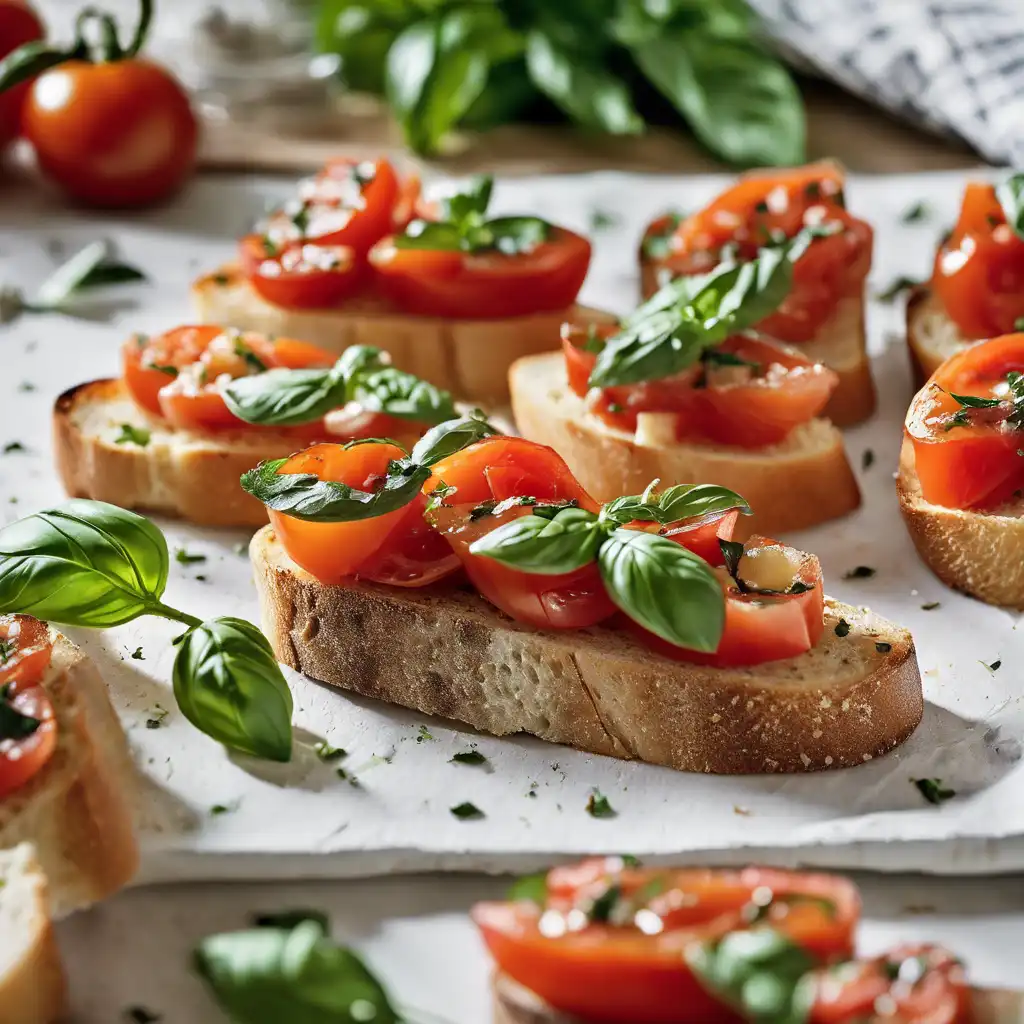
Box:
749;0;1024;166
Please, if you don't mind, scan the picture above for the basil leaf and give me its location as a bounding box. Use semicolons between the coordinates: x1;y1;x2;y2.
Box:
332;344;387;380
469;507;602;575
252;910;330;933
410;412;500;467
631;31;804;167
995;173;1024;241
485;216;551;255
686;929;817;1024
603;483;751;526
507;872;547;905
241;458;429;523
351;366;457;423
393;219;464;251
33;241;146;309
526;29;643;135
598;530;723;652
315;2;404;94
173;617;293;762
195;920;401;1024
588;307;698;389
443;174;494;223
223;366;346;427
949;391;1001;409
0;499;169;627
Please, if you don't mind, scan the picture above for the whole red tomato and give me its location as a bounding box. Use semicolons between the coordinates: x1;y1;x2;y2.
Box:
0;0;43;149
0;0;197;206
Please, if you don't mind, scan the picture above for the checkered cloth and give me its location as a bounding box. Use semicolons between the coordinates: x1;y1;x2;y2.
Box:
748;0;1024;166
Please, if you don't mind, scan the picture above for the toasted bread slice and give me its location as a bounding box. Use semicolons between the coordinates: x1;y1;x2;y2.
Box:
0;845;66;1024
508;351;861;537
192;265;616;406
252;526;922;775
898;438;1024;608
638;265;875;426
0;631;138;917
52;378;311;528
492;973;1024;1024
906;285;971;387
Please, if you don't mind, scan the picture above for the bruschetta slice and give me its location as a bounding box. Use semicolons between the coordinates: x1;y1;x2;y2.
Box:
193;162;608;405
53;326;465;528
0;616;138;917
908;174;1024;384
477;859;1022;1024
899;331;1024;607
511;231;862;536
245;427;921;774
0;845;65;1024
639;161;875;426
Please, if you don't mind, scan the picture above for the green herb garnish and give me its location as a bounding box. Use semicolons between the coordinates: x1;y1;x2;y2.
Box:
450;801;484;820
586;790;616;818
914;778;956;805
115;423;150;447
451;750;488;766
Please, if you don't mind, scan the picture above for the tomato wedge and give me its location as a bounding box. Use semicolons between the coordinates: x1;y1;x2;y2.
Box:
0;615;57;799
633;537;824;667
240;236;364;310
564;328;837;448
809;945;972;1024
369;227;591;319
906;333;1024;509
474;859;858;1024
122;326;336;431
634;508;741;567
643;163;872;343
268;442;458;587
932;182;1024;340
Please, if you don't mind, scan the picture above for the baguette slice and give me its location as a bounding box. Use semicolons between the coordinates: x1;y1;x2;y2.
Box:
192;265;616;406
0;630;138;917
898;437;1024;608
0;845;66;1024
252;527;922;775
53;378;308;528
906;285;970;387
509;351;861;538
493;973;1024;1024
638;263;875;426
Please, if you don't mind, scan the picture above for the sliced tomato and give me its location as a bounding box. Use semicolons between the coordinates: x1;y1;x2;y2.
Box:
0;614;57;799
933;182;1024;339
240;237;364;310
564;329;837;448
268;442;457;587
474;860;858;1024
906;333;1024;509
645;162;872;342
369;227;591;319
810;945;972;1024
651;509;741;566
426;436;599;510
633;537;824;667
429;502;616;630
321;403;428;449
122;326;336;431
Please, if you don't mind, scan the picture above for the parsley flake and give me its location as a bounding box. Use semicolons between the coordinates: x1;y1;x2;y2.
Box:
901;201;931;224
451;750;488;766
921;601;941;611
843;565;876;580
862;449;875;470
875;276;920;303
130;646;144;660
174;548;206;565
450;801;484;820
2;441;25;453
145;705;168;729
586;790;616;819
115;423;150;447
123;1008;162;1024
416;725;435;743
914;778;956;805
314;741;347;762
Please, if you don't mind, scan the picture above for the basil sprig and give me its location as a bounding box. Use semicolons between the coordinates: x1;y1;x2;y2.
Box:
223;345;457;428
995;173;1024;241
686;929;817;1024
242;411;500;523
195;915;401;1024
469;482;738;653
395;174;552;256
0;500;294;762
589;225;836;389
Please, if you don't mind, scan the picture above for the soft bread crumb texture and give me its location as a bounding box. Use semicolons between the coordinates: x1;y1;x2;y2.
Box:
906;286;971;385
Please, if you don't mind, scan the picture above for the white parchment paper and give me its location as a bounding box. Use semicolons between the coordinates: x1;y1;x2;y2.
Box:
2;165;1020;880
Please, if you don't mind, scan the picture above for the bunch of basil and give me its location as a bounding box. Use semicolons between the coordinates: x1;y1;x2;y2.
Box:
315;0;804;166
0;500;294;762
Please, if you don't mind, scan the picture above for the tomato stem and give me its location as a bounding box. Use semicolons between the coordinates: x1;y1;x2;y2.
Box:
74;7;124;62
125;0;153;58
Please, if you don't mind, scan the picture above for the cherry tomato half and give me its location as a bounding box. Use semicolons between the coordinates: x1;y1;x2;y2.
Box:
369;227;591;319
240;236;364;310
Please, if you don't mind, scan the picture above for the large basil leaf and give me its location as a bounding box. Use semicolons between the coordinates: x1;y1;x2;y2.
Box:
173;617;293;763
241;457;428;523
686;929;817;1024
223;365;348;427
393;219;465;251
525;29;642;135
996;173;1024;241
469;507;603;575
631;30;804;167
315;1;417;94
195;919;401;1024
351;366;456;422
603;483;751;526
0;500;169;627
410;412;500;467
598;530;723;652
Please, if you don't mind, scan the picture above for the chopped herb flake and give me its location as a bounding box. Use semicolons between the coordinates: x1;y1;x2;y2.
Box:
175;548;206;565
843;565;876;580
901;201;931;224
834;619;851;638
451;801;484;820
130;646;144;660
921;601;941;611
914;778;956;805
314;741;347;762
451;750;488;766
115;423;150;447
983;659;1001;673
589;209;619;231
862;449;875;470
145;705;168;729
123;1008;162;1024
586;790;616;818
210;802;238;816
416;724;435;743
2;441;25;453
875;276;920;303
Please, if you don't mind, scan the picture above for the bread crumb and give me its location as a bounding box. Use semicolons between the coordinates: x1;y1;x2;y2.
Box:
824;755;833;765
819;696;832;709
710;713;721;723
733;805;751;816
800;753;811;767
812;729;822;739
